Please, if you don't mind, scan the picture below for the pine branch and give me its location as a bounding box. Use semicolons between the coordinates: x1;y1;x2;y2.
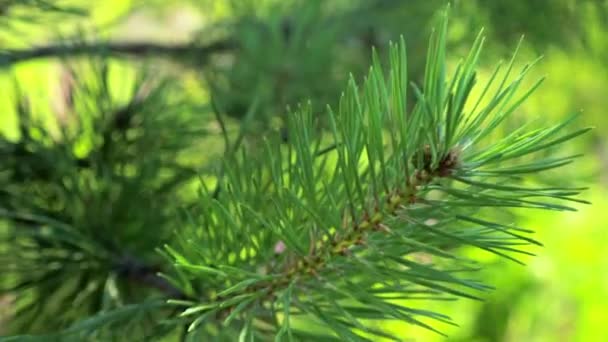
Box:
0;5;591;340
160;12;588;340
0;39;235;67
0;0;403;69
188;146;463;325
0;59;203;335
115;255;184;299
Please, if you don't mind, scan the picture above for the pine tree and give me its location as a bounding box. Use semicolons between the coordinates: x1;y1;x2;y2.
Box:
0;2;590;341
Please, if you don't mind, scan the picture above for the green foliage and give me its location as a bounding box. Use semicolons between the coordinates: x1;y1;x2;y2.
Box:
0;59;202;335
472;0;608;49
0;0;85;40
154;13;587;340
0;1;593;341
203;0;445;127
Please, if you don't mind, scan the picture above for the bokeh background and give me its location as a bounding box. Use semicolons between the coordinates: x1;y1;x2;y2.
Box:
0;0;605;340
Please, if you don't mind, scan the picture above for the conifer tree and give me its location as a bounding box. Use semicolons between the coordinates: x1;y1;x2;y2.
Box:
0;2;589;341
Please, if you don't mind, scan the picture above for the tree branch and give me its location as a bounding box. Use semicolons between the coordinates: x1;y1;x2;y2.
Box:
115;254;185;298
0;39;236;67
207;147;463;319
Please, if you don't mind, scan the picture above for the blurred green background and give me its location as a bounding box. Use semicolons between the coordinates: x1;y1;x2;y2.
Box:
0;0;606;340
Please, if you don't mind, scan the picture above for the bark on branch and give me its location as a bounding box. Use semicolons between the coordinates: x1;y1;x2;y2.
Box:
0;39;236;66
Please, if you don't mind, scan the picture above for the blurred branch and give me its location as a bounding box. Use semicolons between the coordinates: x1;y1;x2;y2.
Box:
0;206;186;299
0;39;236;67
0;0;402;69
115;255;185;299
0;0;402;68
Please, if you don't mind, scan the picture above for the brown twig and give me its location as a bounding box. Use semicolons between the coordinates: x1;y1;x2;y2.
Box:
115;254;185;298
0;39;236;66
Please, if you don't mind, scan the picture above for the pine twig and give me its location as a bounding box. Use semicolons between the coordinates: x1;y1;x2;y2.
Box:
0;39;236;67
115;255;185;299
207;147;462;320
